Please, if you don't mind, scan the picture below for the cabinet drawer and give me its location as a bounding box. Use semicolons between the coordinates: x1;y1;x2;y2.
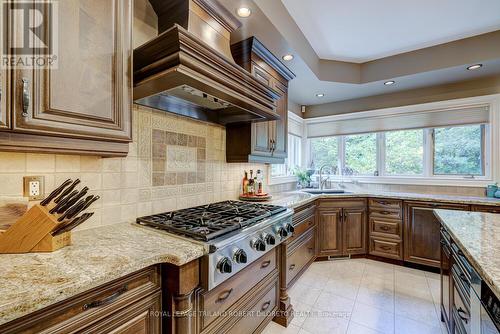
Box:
369;208;402;220
369;198;402;210
226;279;278;334
288;208;315;245
370;218;401;238
0;266;161;334
286;229;315;285
369;237;402;260
471;205;500;213
318;199;367;209
201;249;276;328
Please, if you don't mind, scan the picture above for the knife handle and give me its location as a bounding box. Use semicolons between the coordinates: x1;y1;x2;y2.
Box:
50;190;78;214
40;179;72;206
58;198;86;222
54;179;80;203
54;212;94;235
56;187;88;214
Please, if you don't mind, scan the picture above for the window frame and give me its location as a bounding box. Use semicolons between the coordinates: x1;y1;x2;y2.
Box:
307;123;492;186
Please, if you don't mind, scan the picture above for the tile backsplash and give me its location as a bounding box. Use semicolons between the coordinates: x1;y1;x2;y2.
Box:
0;105;267;230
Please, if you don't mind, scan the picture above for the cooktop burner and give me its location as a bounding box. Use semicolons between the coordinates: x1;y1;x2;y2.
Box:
136;201;287;241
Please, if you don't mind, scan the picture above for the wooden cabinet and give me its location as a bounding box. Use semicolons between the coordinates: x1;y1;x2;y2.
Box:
471;205;500;213
0;266;162;334
368;198;403;260
196;249;279;334
0;0;132;156
317;199;367;257
227;37;295;164
404;201;469;267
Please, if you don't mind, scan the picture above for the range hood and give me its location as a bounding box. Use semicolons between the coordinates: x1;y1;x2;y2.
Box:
133;0;281;125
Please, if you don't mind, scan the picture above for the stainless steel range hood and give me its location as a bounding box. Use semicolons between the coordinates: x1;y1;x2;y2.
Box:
133;0;281;125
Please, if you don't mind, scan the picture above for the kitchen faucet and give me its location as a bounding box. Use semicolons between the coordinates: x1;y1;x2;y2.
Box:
318;165;334;190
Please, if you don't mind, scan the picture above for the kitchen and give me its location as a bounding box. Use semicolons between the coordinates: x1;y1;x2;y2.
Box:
0;0;499;333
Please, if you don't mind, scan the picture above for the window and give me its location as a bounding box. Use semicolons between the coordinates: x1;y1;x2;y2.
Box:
345;133;377;175
271;134;302;177
307;123;490;181
385;129;424;175
310;137;338;170
433;125;484;176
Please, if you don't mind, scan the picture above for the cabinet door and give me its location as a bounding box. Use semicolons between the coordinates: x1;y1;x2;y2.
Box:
12;0;132;141
270;80;287;158
251;122;272;156
82;293;161;334
343;207;367;255
404;202;469;267
317;209;342;256
0;67;8;129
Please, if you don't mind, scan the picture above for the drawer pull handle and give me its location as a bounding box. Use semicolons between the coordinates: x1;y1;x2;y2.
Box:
380;211;391;215
22;78;30;117
380;226;389;231
457;307;469;324
380;246;392;251
216;288;233;303
83;285;127;310
377;201;388;205
261;260;271;268
289;264;296;270
261;300;271;311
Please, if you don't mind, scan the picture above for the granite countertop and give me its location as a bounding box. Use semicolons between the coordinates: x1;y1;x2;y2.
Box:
0;223;207;326
268;190;500;208
434;209;500;299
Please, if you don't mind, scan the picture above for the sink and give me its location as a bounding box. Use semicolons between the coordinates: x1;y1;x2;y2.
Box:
301;189;352;194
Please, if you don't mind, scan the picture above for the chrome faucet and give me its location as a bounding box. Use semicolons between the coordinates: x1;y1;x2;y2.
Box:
318;165;331;190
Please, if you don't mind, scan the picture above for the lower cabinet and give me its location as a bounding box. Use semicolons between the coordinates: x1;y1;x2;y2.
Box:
404;201;469;267
317;199;367;257
368;198;403;260
0;266;162;334
196;248;279;334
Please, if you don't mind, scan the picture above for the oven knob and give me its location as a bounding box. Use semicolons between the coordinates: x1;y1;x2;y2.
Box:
264;233;276;245
285;223;295;234
251;238;266;252
217;257;232;274
277;227;288;239
233;249;248;264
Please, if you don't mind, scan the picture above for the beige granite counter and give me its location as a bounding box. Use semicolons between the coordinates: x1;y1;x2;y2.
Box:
434;209;500;299
0;223;207;326
269;190;500;209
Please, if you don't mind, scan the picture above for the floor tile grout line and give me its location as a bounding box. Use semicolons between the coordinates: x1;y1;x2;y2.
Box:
345;260;365;333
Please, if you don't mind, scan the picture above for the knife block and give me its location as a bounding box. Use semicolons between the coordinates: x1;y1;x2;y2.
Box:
0;204;72;254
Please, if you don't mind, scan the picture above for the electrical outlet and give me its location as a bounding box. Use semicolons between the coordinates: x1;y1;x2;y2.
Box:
23;176;45;201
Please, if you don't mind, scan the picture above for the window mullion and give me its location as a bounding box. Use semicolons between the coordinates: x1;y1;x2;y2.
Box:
377;132;385;176
338;136;345;176
423;128;433;177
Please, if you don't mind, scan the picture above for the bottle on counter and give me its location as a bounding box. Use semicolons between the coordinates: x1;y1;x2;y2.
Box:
242;171;249;194
248;170;255;195
256;170;263;194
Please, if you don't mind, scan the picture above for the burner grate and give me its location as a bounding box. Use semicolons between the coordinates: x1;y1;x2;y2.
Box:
136;200;286;241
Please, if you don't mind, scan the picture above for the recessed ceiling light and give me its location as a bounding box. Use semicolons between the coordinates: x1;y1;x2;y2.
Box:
384;80;395;86
236;7;251;18
282;54;294;61
467;64;482;71
316;93;324;97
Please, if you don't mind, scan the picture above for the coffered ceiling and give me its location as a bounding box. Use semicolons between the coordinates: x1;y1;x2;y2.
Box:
220;0;500;106
281;0;500;63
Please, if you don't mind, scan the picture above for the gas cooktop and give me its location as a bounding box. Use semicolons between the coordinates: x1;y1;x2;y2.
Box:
136;200;287;242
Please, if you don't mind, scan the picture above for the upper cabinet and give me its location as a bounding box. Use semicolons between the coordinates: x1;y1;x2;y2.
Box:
226;37;295;164
0;0;132;156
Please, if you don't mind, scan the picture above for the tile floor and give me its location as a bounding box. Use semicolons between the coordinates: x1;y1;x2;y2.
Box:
262;258;447;334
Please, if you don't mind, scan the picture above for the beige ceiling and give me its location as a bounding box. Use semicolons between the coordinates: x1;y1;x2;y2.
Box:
220;0;500;106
